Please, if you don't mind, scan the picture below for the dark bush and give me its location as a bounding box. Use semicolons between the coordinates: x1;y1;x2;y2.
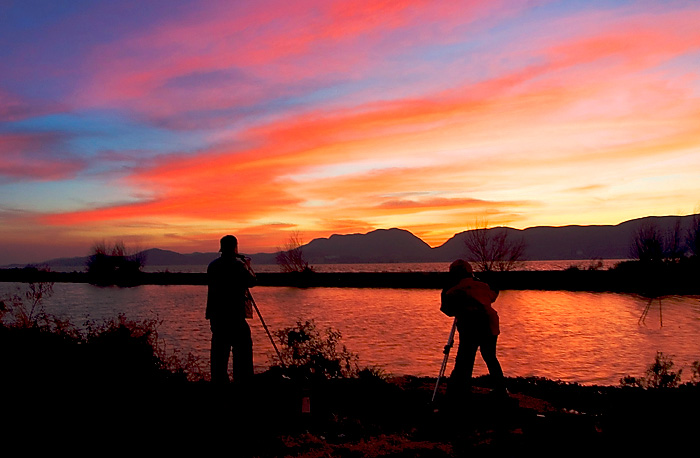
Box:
273;319;359;380
1;283;196;391
86;241;145;286
620;352;683;389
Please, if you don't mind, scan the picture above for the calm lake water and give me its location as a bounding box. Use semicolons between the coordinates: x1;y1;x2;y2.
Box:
2;281;698;386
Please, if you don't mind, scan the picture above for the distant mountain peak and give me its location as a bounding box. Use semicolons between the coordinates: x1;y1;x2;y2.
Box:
6;213;697;268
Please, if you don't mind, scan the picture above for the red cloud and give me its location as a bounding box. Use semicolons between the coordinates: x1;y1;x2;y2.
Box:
38;3;700;251
73;1;534;124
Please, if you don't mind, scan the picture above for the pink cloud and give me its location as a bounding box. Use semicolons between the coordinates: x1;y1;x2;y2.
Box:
42;7;700;226
71;0;539;123
0;90;62;122
0;132;86;181
34;2;700;256
0;91;31;122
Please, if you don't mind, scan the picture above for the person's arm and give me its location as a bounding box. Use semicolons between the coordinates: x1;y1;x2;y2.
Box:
204;285;212;320
205;265;213;320
241;257;257;288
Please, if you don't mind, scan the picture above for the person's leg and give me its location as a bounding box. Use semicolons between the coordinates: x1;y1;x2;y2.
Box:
231;321;254;385
210;323;232;384
479;334;505;392
447;335;478;403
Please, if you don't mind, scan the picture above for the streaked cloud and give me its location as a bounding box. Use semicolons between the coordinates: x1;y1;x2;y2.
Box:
1;0;700;264
0;132;87;181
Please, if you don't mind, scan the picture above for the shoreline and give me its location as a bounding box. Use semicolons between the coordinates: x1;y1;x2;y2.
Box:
2;267;699;294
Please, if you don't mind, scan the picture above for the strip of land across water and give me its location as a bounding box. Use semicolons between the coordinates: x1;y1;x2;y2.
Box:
2;265;699;294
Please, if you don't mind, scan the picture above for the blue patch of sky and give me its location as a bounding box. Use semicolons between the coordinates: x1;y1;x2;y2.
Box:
529;0;635;17
0;0;211;98
382;0;639;93
486;0;634;41
0;0;202;42
1;0;96;34
240;57;466;117
369;8;582;97
645;50;700;93
260;80;365;113
195;77;370;129
158;68;305;128
168;69;443;134
386;40;495;91
0;179;140;214
3;111;208;163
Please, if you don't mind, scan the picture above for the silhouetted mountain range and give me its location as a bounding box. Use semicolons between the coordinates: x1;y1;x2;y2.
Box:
12;214;698;269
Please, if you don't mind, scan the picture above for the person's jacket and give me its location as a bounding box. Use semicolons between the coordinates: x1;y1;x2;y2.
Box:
206;256;257;322
441;277;500;336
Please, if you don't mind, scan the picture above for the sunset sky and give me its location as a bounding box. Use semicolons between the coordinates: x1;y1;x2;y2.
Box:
2;0;700;265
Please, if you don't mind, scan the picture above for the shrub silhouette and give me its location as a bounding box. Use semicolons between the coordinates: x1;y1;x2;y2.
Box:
81;314;179;384
86;241;145;286
272;319;359;380
1;284;195;390
0;277;54;329
620;352;683;389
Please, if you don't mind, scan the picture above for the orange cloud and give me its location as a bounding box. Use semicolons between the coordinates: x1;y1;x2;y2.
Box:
34;3;700;256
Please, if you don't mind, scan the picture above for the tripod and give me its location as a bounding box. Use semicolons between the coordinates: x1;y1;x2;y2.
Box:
431;317;457;404
246;289;287;369
639;296;663;327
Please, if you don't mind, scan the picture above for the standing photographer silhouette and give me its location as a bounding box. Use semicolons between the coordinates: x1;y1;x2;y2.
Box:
206;235;257;385
441;259;506;405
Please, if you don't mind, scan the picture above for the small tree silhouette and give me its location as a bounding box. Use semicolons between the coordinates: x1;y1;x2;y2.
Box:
275;232;314;274
86;240;145;285
464;219;526;272
631;222;665;264
630;220;688;264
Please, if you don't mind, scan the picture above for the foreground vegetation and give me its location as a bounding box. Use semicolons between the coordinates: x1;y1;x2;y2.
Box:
2;282;698;456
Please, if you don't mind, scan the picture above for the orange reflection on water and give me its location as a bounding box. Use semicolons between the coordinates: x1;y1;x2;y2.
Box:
10;283;699;386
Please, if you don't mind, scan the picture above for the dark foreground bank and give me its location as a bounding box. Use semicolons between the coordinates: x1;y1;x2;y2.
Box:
3;312;697;456
5;371;698;457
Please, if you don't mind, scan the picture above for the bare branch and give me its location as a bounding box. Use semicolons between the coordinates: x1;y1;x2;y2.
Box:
464;219;526;272
276;231;314;273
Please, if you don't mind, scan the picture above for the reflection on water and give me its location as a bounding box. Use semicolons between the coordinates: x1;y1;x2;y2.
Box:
1;282;698;386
